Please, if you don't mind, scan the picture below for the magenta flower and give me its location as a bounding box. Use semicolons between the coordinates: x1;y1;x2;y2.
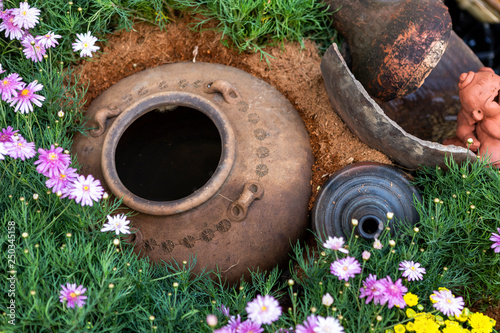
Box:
34;145;71;177
0;73;24;101
0;12;24;40
36;31;61;48
0;126;19;143
359;274;380;305
399;260;426;281
12;2;40;29
228;314;242;331
68;174;104;206
491;228;500;253
296;314;318;333
372;276;407;309
322;236;349;254
8;80;45;113
236;320;263;333
5;135;35;160
330;256;362;281
45;166;78;195
213;327;233;333
0;142;8;160
217;304;230;317
72;31;100;57
59;283;87;308
21;34;46;62
430;289;464;316
246;294;282;325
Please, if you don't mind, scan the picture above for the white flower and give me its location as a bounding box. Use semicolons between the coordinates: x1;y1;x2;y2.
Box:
362;250;371;261
12;2;40;29
314;316;344;333
399;260;426;281
72;32;100;57
430;289;464;317
101;214;131;235
245;294;282;325
322;236;349;254
322;293;334;307
373;239;383;250
0;142;8;160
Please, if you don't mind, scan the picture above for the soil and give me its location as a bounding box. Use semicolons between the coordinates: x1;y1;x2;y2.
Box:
74;13;498;328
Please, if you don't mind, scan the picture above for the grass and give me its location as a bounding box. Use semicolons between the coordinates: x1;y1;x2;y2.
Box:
0;0;499;332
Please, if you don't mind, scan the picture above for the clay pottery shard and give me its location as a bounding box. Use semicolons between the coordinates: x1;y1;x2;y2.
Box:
72;62;314;284
323;0;452;101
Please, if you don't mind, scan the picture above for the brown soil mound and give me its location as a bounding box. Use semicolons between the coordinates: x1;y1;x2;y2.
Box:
75;14;391;208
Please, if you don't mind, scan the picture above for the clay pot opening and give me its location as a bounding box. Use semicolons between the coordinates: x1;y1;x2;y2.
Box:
102;92;236;216
115;106;222;202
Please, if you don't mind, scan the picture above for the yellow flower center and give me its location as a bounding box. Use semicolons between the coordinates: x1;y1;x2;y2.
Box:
261;306;267;311
22;11;27;16
60;174;66;179
17;142;23;147
83;43;88;48
21;89;29;96
45;34;50;38
48;153;57;160
2;80;7;85
447;299;452;304
411;266;415;270
83;186;89;191
343;266;348;271
70;292;76;298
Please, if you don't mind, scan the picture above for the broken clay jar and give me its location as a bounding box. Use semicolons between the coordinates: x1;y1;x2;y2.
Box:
72;62;314;284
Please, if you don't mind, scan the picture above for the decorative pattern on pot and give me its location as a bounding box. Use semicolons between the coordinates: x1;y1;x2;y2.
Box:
72;62;314;284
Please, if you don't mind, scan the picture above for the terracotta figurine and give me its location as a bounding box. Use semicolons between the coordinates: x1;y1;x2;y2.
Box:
446;67;500;168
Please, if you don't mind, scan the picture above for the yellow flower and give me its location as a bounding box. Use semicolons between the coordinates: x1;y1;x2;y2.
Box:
406;322;415;332
413;313;440;333
406;308;417;319
468;312;496;333
442;320;463;333
404;292;419;307
394;324;406;333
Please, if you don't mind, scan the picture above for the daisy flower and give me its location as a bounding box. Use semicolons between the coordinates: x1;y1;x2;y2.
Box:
8;80;45;113
21;34;46;62
101;214;131;235
11;2;40;29
68;174;104;206
72;31;100;57
59;283;87;308
5;135;35;160
330;256;361;281
373;276;407;309
0;142;8;160
236;320;263;333
296;314;318;333
45;166;78;195
373;238;383;250
228;314;242;331
430;288;464;317
246;294;282;325
34;145;71;177
490;228;500;253
0;72;24;101
399;260;426;281
0;12;24;40
359;274;380;304
314;316;344;333
0;126;19;143
322;236;349;253
36;31;61;48
213;327;233;333
217;304;230;317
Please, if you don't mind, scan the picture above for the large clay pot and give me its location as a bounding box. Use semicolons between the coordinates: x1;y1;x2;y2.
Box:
72;62;313;284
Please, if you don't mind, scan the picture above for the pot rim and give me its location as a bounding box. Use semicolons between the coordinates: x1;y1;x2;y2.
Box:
101;91;236;216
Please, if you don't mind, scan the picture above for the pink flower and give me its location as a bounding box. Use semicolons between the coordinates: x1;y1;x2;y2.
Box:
5;135;35;160
322;236;349;254
214;327;233;333
0;12;24;40
236;320;263;333
0;73;24;101
373;276;407;309
34;145;71;177
399;260;426;281
11;2;40;29
430;289;464;316
21;34;46;62
68;174;104;206
373;238;383;250
359;274;380;304
0;126;19;143
217;304;230;317
59;283;87;308
35;31;61;48
228;314;242;331
362;251;371;261
330;256;361;281
72;31;100;57
246;294;282;325
296;314;318;333
8;80;45;113
491;228;500;253
45;166;78;195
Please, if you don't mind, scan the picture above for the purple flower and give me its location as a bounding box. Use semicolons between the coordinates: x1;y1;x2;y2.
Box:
491;228;500;253
214;327;234;333
8;80;45;113
5;135;35;160
35;31;61;48
0;11;24;40
34;145;71;177
72;31;100;57
372;276;407;309
68;174;104;206
322;236;349;254
45;166;78;195
246;294;282;325
0;73;24;101
236;320;263;333
359;274;380;304
218;304;230;317
11;2;40;29
430;289;464;317
399;260;426;281
21;34;46;62
296;314;318;333
0;126;19;143
330;256;362;281
59;283;87;308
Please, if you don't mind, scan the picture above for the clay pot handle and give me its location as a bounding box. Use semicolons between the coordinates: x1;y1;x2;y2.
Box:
205;80;241;104
227;181;264;222
90;106;122;137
